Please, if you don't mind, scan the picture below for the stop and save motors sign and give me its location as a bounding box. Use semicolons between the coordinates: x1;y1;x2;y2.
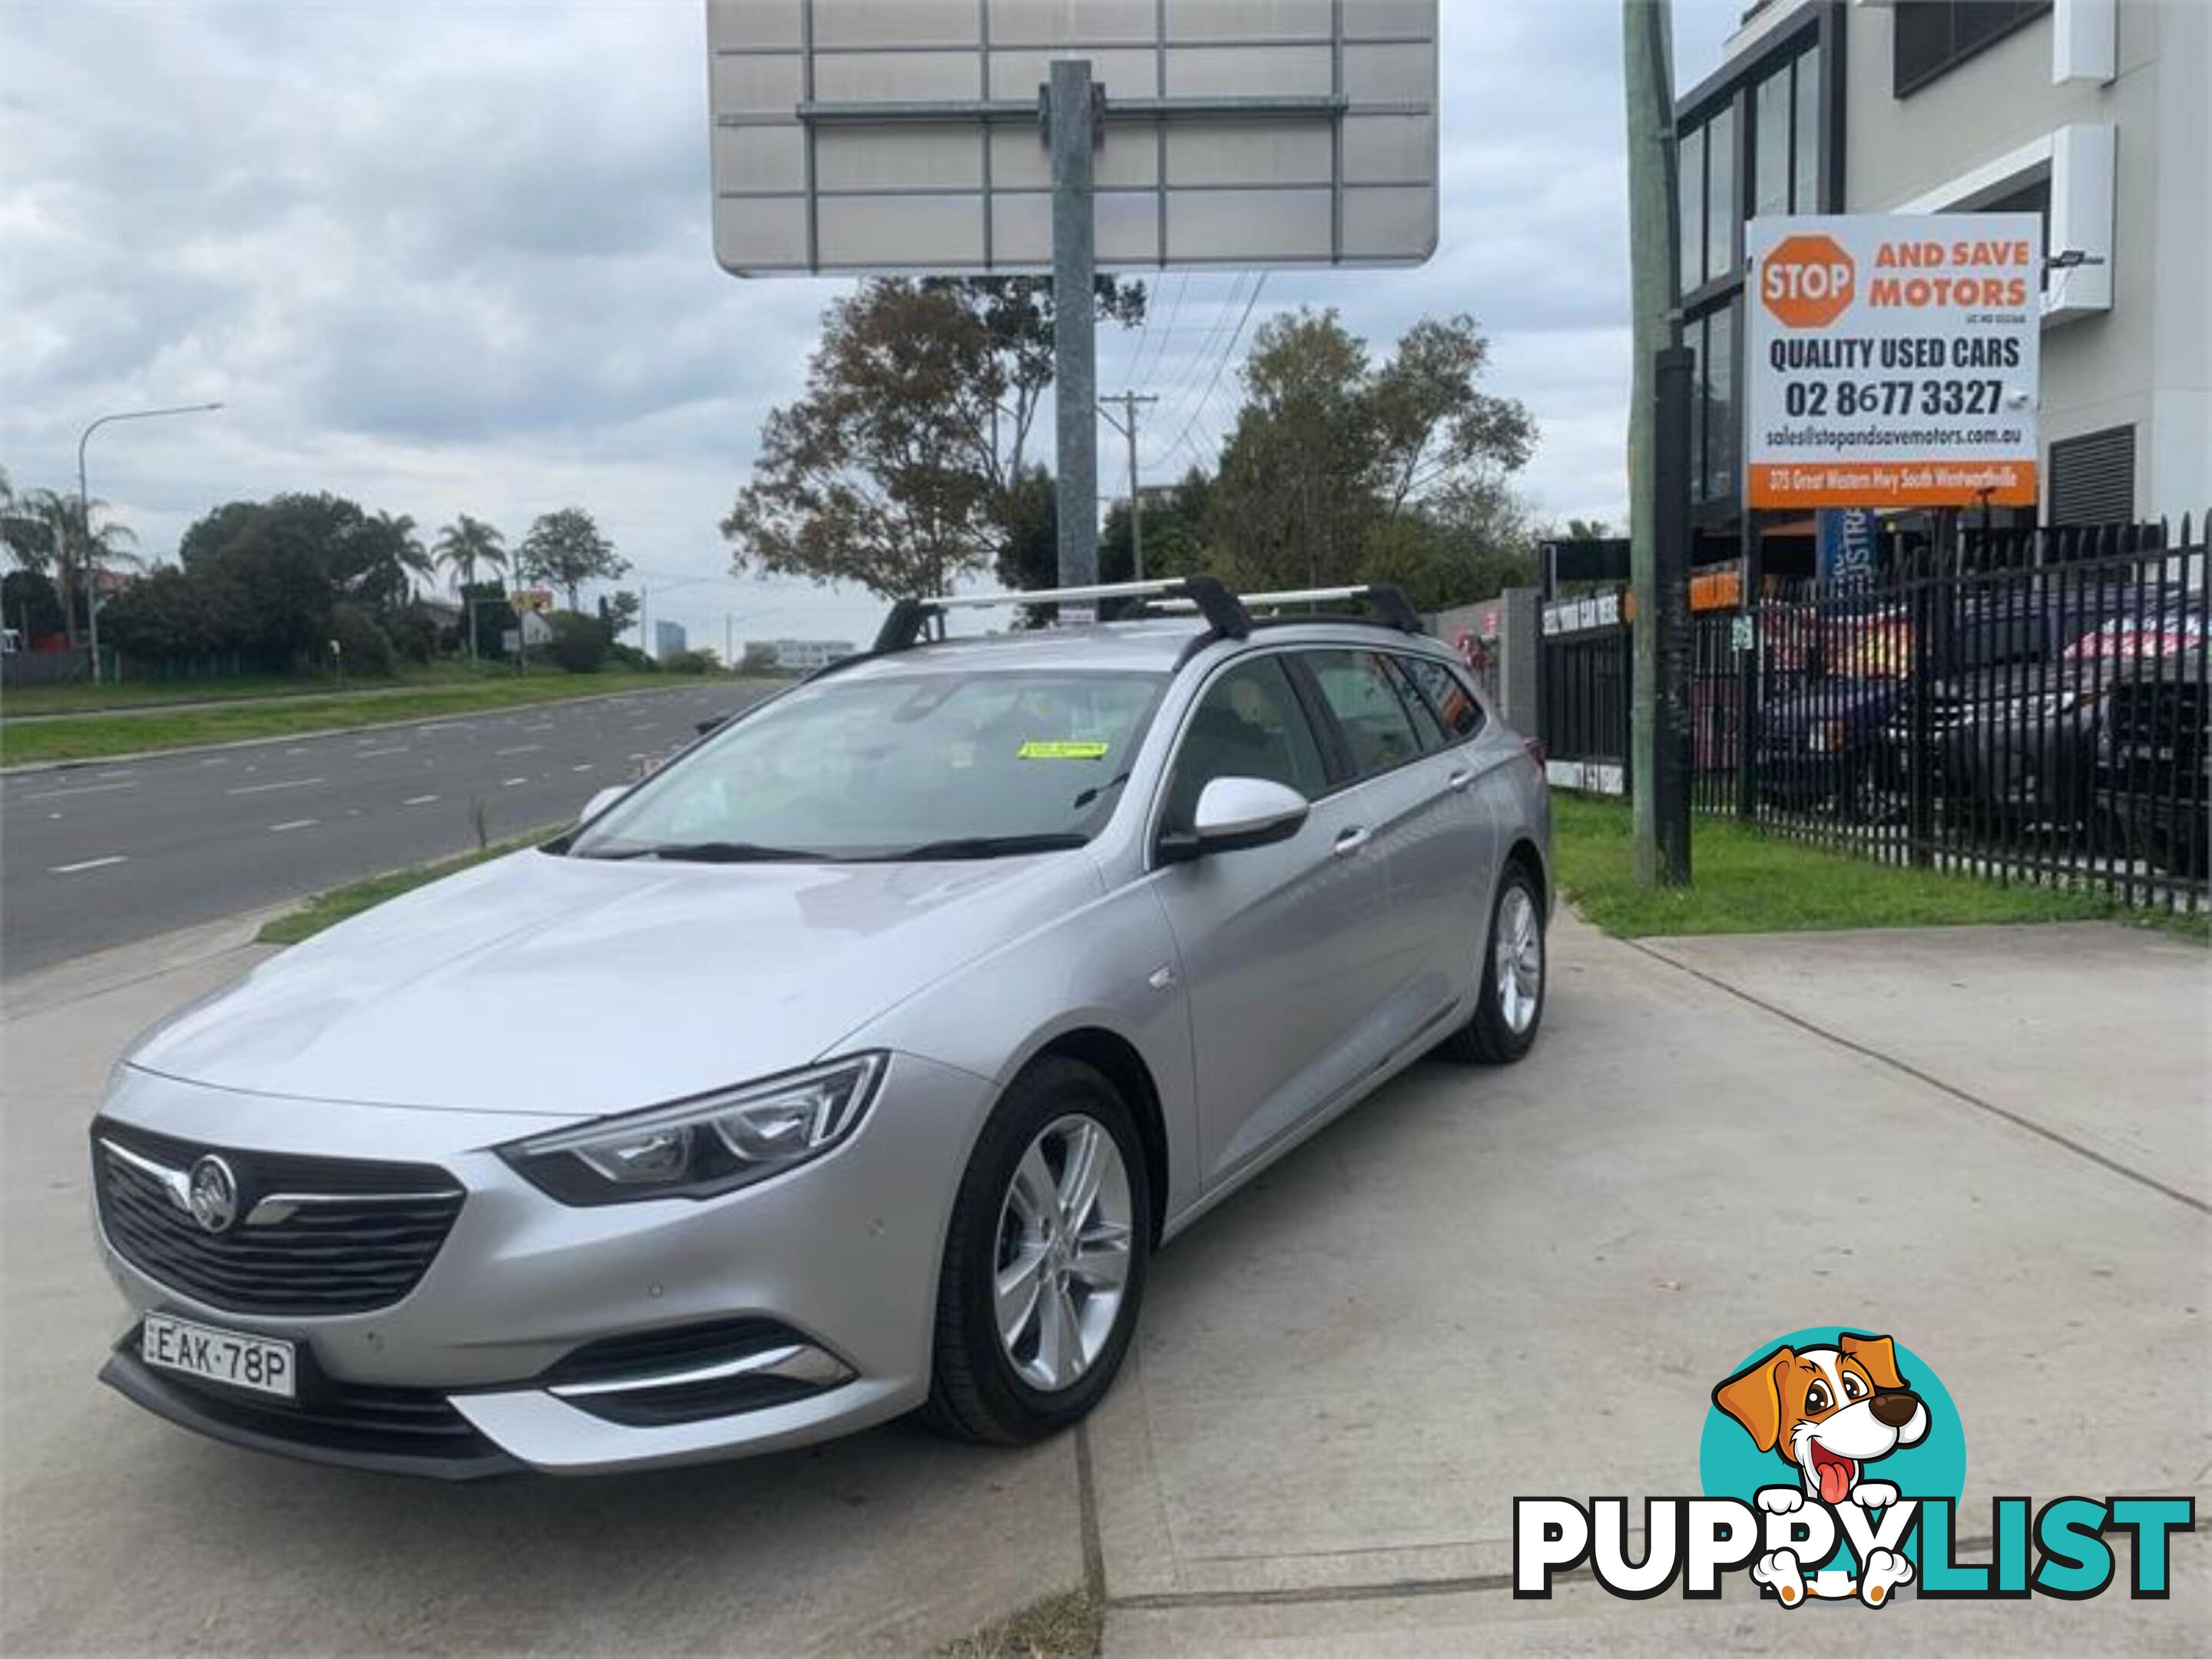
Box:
1745;214;2041;510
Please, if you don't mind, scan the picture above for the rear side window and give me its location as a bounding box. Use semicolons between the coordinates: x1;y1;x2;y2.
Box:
1397;654;1487;742
1303;651;1425;779
1162;656;1330;830
1379;656;1451;753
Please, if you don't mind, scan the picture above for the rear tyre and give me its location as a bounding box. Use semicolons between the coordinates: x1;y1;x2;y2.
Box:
1439;861;1547;1066
922;1058;1151;1445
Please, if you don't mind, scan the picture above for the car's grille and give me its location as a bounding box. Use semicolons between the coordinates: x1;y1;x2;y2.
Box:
92;1119;465;1317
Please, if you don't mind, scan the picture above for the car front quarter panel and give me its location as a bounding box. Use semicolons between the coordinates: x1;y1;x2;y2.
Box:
833;869;1200;1230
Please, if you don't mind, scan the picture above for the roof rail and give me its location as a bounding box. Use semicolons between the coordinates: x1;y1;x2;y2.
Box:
870;576;1251;653
1152;583;1426;635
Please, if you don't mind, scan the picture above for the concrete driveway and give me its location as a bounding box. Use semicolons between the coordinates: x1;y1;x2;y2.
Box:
2;914;2204;1654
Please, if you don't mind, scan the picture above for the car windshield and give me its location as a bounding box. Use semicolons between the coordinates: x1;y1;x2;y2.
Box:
566;668;1166;862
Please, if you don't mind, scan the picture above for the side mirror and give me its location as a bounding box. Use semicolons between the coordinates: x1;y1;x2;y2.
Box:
578;784;629;826
1161;777;1310;862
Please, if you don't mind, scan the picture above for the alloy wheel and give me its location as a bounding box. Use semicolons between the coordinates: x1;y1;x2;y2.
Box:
992;1113;1134;1392
1494;882;1542;1036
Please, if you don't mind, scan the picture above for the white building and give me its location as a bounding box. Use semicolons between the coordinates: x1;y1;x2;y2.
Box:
654;618;687;661
1678;0;2209;541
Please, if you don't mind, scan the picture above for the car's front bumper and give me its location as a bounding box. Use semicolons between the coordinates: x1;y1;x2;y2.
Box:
93;1052;996;1475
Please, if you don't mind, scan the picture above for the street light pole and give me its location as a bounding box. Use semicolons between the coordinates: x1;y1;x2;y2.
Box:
78;401;224;684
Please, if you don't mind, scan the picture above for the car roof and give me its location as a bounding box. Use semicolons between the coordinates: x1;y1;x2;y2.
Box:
820;618;1463;682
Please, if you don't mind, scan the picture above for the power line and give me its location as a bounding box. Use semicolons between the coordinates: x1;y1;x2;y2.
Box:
1145;272;1248;419
1126;271;1187;388
1147;271;1268;476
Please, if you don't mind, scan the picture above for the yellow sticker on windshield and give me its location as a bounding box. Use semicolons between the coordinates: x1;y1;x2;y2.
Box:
1018;740;1109;760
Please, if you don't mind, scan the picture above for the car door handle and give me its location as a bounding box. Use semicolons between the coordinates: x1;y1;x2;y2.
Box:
1332;826;1371;857
1445;768;1475;793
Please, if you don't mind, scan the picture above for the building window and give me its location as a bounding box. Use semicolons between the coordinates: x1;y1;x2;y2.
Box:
1678;122;1705;295
1750;42;1824;225
1688;320;1707;501
1704;301;1737;503
1687;303;1738;507
1893;1;2051;99
1704;101;1736;281
1753;70;1790;220
1791;42;1822;212
2048;426;2135;526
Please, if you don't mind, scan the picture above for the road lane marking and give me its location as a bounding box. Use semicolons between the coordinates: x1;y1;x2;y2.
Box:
22;780;137;802
353;745;409;758
51;855;127;874
269;819;319;833
502;777;528;786
403;793;439;805
495;743;541;756
226;777;325;796
572;763;593;773
525;722;554;732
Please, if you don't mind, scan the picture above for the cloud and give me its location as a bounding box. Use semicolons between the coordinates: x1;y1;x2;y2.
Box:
0;0;1740;646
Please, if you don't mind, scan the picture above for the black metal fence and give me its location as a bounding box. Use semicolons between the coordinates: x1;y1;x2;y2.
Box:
1542;515;2209;911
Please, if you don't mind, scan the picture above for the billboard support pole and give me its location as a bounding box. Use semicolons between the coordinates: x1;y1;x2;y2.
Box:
1048;61;1100;610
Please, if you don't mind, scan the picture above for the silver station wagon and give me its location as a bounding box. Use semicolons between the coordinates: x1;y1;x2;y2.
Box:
93;579;1550;1476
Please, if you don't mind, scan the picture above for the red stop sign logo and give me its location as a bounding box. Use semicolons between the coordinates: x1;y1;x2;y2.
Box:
1760;234;1855;329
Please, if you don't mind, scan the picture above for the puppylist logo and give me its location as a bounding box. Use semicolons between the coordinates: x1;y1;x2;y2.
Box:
1515;1328;2193;1608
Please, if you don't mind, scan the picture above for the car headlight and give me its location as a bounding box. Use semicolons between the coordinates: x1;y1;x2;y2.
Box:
499;1055;886;1206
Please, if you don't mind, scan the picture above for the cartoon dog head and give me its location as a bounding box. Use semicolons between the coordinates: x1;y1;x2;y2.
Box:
1714;1333;1929;1505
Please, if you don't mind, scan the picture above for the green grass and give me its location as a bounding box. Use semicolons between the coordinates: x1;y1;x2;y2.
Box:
1;671;724;767
1553;793;2208;941
937;1591;1101;1659
0;661;503;716
255;830;559;945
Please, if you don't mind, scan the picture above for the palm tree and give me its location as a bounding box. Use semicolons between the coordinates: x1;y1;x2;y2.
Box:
433;515;507;590
14;489;138;647
1;469;54;574
374;511;434;601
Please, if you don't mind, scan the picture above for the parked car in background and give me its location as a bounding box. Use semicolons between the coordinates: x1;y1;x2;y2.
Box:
89;578;1551;1478
2092;598;2208;878
1755;603;1912;823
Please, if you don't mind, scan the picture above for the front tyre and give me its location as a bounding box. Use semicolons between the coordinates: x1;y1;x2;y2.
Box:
923;1058;1151;1445
1440;862;1546;1065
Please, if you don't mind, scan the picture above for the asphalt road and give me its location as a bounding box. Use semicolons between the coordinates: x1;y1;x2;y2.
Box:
0;684;763;979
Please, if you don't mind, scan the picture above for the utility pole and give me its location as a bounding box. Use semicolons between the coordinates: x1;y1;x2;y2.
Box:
1098;392;1159;580
1622;0;1690;885
1049;60;1101;618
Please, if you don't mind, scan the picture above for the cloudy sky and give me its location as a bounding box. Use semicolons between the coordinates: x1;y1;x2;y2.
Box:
0;0;1742;651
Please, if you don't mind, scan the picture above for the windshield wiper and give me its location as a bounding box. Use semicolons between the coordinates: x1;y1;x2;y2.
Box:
583;841;825;863
870;833;1088;862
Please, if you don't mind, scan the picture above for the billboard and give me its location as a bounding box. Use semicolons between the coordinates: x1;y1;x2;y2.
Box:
1744;214;2041;511
705;0;1439;276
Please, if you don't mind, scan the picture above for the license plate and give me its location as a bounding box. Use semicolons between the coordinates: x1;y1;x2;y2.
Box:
141;1313;296;1401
